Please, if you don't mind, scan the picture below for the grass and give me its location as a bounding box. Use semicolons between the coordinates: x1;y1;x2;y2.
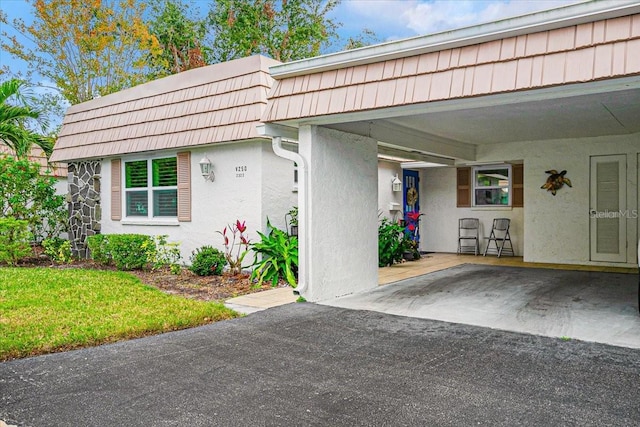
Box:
0;267;239;361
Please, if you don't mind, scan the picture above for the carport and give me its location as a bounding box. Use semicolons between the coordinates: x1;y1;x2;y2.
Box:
260;1;640;302
228;253;639;347
330;257;640;348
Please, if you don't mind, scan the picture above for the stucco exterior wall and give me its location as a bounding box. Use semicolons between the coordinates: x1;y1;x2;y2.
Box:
299;125;379;302
100;140;295;263
260;141;298;233
422;132;639;267
377;160;404;223
421;167;524;255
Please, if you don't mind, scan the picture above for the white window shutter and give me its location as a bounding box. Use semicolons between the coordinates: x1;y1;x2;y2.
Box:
177;151;191;222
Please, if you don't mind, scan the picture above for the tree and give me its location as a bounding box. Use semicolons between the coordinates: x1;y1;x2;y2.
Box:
0;0;163;105
0;154;67;243
343;28;381;51
207;0;340;63
147;0;209;77
0;78;54;157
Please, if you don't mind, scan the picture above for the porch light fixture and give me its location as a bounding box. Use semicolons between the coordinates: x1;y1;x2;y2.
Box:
199;156;215;182
392;174;402;192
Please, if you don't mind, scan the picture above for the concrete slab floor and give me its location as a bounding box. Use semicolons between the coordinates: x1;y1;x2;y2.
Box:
324;264;640;349
225;287;297;314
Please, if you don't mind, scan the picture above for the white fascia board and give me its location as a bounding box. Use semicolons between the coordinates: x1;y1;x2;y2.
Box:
256;123;299;141
401;161;450;169
270;0;640;79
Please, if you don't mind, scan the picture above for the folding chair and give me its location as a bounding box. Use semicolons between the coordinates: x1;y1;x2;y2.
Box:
457;218;479;256
483;218;514;257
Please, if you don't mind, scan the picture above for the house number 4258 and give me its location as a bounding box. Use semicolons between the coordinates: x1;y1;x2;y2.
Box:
235;165;247;178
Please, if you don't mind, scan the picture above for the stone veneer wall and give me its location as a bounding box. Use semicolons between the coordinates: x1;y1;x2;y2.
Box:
67;161;101;258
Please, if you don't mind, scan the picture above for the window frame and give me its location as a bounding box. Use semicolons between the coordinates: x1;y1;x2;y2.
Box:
472;164;512;207
122;155;178;219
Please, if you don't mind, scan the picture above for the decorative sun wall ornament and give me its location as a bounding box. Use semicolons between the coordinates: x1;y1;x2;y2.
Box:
541;169;572;196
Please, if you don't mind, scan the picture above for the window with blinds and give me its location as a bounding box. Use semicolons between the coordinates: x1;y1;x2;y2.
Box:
124;157;178;218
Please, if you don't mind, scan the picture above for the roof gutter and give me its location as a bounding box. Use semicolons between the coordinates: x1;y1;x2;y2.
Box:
269;0;640;79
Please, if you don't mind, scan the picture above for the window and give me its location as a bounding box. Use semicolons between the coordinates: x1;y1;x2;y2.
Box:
124;157;178;217
473;165;511;206
457;164;523;208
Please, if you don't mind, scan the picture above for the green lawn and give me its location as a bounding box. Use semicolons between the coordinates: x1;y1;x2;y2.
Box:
0;267;239;361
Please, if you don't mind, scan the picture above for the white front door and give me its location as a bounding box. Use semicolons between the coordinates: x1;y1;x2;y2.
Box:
590;154;627;262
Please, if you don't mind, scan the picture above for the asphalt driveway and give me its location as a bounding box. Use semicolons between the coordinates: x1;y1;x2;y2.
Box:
2;303;640;426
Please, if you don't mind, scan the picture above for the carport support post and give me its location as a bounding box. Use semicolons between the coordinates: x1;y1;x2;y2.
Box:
298;125;379;302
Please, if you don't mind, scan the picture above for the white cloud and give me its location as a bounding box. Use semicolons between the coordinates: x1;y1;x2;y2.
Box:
337;0;423;40
337;0;582;39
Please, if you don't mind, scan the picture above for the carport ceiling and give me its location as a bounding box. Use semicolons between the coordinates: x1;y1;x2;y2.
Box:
384;87;640;145
325;81;640;160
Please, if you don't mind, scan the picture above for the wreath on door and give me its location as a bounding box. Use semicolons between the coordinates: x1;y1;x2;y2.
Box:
406;187;418;207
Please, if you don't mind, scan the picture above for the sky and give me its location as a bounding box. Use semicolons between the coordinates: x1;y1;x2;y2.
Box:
1;0;582;73
335;0;580;41
0;0;581;125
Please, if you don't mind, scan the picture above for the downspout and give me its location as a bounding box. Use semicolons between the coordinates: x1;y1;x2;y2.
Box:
271;136;308;295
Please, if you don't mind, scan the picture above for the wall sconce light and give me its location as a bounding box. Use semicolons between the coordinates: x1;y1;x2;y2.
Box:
392;174;402;192
199;156;215;182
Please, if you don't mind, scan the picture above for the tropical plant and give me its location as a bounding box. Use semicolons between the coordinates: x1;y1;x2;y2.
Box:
189;245;226;276
250;219;298;287
218;220;250;275
403;211;423;260
378;217;408;267
0;154;67;242
0;79;54;157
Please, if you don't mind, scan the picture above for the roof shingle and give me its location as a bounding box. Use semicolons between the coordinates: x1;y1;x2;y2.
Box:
51;55;280;162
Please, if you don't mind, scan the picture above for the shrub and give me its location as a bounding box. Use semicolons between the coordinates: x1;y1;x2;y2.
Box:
378;217;407;267
104;234;154;270
86;234;154;270
250;219;298;287
42;237;73;264
189;246;226;276
86;234;110;265
147;235;182;274
0;155;67;242
0;218;32;265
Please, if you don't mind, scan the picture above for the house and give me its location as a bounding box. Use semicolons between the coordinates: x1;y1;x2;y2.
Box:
51;1;640;304
261;0;640;301
50;55;298;259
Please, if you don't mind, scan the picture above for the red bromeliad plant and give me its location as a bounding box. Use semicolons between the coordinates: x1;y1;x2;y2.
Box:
405;211;422;233
218;220;250;275
404;211;424;251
